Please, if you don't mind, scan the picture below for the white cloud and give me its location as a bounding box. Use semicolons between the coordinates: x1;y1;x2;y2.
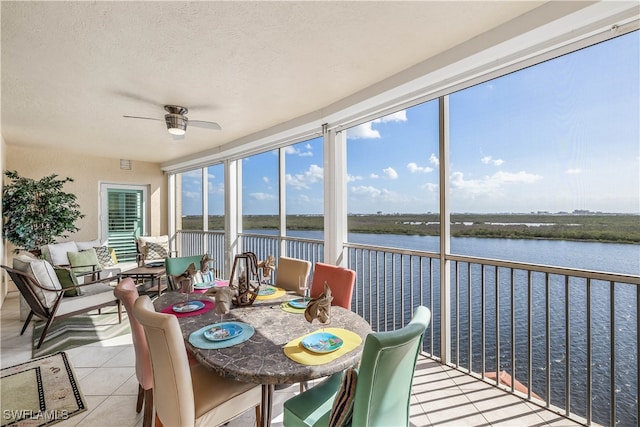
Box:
183;191;199;200
262;176;270;184
383;167;398;179
350;185;409;207
407;162;434;173
421;183;439;193
492;170;541;183
285;145;313;157
347;110;407;139
249;192;276;201
566;168;582;174
481;155;504;166
348;123;380;139
451;170;542;197
208;182;224;194
429;153;439;167
347;174;363;182
369;173;379;179
351;185;384;198
286;164;324;190
373;110;407;123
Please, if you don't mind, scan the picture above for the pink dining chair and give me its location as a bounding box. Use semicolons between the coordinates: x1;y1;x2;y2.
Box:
309;262;356;310
113;278;154;427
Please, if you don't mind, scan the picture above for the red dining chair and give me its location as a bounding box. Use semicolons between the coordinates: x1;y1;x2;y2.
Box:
113;278;154;427
309;262;356;310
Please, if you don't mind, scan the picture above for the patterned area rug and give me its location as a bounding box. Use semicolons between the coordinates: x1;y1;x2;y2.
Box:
0;352;87;427
32;309;131;358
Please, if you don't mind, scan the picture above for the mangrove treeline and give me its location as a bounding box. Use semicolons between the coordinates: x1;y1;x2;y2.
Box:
180;213;640;244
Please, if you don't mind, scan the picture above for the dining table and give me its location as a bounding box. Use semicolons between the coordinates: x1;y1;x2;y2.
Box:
152;287;372;427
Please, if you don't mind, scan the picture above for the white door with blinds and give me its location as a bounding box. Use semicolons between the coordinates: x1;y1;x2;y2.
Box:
99;184;148;262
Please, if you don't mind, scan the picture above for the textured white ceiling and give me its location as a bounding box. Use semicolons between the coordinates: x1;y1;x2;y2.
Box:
2;1;550;164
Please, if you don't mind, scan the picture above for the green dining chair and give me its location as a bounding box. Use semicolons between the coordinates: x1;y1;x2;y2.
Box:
283;305;431;427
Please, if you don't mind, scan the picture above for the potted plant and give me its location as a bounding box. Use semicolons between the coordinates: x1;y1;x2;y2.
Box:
2;170;85;254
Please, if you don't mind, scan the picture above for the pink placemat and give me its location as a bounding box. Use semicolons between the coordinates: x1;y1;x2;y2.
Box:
193;280;229;294
160;299;214;318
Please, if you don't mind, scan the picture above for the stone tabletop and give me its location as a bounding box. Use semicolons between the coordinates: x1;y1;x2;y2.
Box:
153;290;372;384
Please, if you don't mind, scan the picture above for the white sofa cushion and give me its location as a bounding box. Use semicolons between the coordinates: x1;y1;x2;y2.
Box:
13;254;62;308
43;241;79;266
76;239;102;250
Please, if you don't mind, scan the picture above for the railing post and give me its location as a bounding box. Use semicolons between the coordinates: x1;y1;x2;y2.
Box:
439;96;451;364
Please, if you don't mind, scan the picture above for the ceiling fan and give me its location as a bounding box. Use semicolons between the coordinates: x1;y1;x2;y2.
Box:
123;105;222;136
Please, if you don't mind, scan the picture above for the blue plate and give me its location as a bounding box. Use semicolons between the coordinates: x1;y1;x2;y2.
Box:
172;300;205;313
258;286;276;296
193;281;217;290
288;298;309;309
300;332;343;354
189;322;254;350
204;322;244;341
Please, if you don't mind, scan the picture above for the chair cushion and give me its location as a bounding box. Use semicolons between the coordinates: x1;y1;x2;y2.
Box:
54;267;84;297
45;241;79;266
68;248;102;274
329;368;358;427
94;246;115;267
57;282;118;316
12;254;62;308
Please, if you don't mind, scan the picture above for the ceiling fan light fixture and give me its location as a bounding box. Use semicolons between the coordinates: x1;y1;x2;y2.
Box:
165;114;187;135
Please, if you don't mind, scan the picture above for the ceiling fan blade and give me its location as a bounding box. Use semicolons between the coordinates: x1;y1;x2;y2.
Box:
123;115;163;121
189;120;222;131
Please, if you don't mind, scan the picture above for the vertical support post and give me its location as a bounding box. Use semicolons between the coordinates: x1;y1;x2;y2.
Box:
202;168;209;254
439;95;451;365
225;159;241;276
278;147;287;257
167;173;177;253
324;124;347;267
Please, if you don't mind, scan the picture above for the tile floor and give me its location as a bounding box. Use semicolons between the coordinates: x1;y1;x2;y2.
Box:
1;292;581;426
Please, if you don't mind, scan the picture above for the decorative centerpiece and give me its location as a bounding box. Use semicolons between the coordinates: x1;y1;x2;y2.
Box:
228;252;261;306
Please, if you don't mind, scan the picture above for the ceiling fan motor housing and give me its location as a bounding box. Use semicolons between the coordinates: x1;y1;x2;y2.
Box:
165;114;187;134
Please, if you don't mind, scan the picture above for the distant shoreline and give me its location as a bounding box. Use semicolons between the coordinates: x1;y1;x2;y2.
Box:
181;213;640;244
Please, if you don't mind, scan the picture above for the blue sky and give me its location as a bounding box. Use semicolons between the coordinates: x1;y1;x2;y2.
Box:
181;31;639;216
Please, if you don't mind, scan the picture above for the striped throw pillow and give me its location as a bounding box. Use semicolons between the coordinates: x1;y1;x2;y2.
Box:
329;368;358;427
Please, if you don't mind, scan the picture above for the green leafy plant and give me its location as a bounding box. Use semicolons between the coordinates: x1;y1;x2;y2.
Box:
2;170;85;253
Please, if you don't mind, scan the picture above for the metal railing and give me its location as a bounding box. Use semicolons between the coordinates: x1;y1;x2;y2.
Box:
173;230;639;426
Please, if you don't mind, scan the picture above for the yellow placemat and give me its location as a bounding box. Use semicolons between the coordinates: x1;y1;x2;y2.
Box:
283;328;363;366
280;301;305;314
255;286;286;300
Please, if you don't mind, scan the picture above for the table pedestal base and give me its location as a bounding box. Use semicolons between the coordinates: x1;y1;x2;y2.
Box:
261;384;274;427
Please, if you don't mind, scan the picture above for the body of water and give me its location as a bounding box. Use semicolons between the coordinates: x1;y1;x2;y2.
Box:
278;230;639;426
